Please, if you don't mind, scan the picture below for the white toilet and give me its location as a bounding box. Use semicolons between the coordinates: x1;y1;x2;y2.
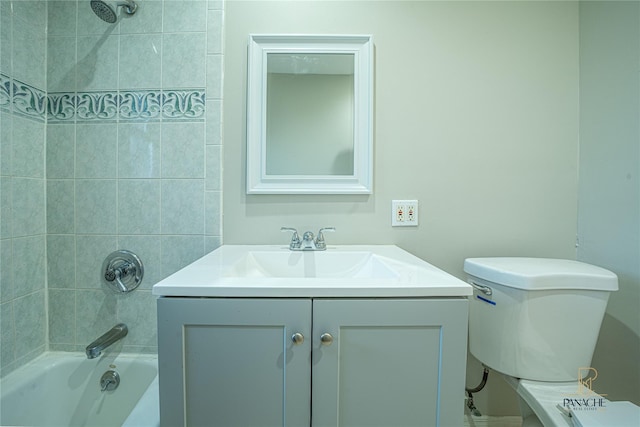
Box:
465;257;639;427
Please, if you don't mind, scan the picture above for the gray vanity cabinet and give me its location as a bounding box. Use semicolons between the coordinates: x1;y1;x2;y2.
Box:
157;297;468;427
157;298;311;427
311;298;468;427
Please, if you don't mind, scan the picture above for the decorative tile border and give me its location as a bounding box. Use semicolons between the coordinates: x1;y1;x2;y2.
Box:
1;75;205;123
47;92;76;121
48;89;206;123
119;90;163;121
14;80;47;120
1;74;47;122
0;73;11;112
77;91;119;121
162;90;206;121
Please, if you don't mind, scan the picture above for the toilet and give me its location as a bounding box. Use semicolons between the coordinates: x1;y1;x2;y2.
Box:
465;257;639;427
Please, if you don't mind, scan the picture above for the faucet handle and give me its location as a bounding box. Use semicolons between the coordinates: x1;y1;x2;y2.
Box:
318;227;335;235
281;227;301;249
315;227;335;250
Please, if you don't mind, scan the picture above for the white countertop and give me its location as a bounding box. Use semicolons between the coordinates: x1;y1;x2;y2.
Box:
152;245;472;298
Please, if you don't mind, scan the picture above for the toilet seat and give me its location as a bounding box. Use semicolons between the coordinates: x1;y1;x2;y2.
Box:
504;376;640;427
505;376;576;426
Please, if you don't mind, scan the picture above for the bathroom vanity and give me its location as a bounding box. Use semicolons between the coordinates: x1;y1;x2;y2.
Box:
153;245;472;427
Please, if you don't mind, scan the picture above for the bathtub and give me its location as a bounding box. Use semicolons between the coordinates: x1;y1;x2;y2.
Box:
0;351;159;427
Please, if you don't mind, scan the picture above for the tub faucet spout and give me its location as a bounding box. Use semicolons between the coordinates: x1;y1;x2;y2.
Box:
86;323;128;359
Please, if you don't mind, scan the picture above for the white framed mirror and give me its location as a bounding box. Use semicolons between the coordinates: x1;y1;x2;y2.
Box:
246;34;373;194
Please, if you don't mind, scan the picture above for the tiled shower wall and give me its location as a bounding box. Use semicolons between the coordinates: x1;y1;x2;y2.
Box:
0;0;48;375
1;0;223;374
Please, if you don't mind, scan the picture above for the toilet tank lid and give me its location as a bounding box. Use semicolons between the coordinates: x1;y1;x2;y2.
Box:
464;258;618;291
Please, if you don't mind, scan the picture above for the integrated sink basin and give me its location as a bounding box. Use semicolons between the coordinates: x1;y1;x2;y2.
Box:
224;250;399;279
152;245;472;298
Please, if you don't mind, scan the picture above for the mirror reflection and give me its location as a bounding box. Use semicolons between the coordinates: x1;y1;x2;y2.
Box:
266;53;355;176
246;34;373;194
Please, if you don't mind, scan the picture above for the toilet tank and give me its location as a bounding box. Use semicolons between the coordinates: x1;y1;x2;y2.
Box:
465;258;617;382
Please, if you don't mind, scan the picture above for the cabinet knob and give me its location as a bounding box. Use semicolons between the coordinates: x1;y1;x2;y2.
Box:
320;333;334;346
291;332;305;345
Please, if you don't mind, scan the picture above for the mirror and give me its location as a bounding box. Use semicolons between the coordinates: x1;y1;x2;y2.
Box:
247;34;373;194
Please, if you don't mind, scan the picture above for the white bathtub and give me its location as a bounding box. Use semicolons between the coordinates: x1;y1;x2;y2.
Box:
0;351;159;427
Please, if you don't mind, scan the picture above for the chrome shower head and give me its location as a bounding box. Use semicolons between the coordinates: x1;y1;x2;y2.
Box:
90;0;137;24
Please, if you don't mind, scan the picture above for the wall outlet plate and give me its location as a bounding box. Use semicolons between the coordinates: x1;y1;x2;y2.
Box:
392;200;418;226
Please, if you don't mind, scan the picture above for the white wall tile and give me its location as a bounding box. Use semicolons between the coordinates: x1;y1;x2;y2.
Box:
12;178;45;237
119;34;162;89
47;235;76;289
46;180;75;234
0;1;13;76
13;291;46;356
207;9;223;54
206;54;222;98
204;190;221;236
117;179;161;234
47;37;77;92
162;33;206;88
76;35;119;91
76;123;117;178
120;0;163;34
1;113;13;176
12;1;46;89
0;177;12;239
118;123;161;178
48;289;75;343
46;125;75;179
163;0;207;33
48;1;78;37
75;179;117;234
161;179;204;234
205;99;222;145
205;145;220;190
161;122;205;178
12;235;45;298
12;116;44;179
75;289;117;343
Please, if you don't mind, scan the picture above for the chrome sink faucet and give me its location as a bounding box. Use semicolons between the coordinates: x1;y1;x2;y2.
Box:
281;227;335;251
85;323;128;359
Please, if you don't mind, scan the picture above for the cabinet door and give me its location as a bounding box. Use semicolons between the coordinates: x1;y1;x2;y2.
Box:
158;298;312;427
311;298;468;427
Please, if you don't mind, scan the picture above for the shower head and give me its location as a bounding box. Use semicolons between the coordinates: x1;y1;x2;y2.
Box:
90;0;137;24
90;0;117;23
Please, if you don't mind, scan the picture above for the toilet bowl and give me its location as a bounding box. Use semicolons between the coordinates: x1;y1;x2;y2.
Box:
464;258;637;427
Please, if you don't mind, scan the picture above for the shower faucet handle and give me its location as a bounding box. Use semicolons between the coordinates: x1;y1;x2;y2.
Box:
102;250;144;294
